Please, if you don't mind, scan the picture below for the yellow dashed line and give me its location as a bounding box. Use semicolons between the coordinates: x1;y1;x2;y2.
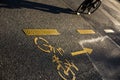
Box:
23;29;60;36
77;29;95;34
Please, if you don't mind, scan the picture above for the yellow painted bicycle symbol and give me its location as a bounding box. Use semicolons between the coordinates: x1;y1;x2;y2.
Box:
34;37;79;80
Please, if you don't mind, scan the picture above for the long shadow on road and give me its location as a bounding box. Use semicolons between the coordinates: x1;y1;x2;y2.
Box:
0;0;74;14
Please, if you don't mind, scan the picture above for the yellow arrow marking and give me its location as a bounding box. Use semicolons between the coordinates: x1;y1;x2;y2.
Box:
71;48;93;56
77;30;95;34
23;29;60;36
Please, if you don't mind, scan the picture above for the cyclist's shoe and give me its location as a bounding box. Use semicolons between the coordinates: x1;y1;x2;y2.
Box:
77;12;80;15
88;12;91;15
92;3;97;8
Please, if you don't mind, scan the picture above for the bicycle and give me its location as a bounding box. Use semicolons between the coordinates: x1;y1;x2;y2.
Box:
76;0;102;15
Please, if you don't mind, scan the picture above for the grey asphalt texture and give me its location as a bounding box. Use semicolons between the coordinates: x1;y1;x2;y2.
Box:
0;0;120;80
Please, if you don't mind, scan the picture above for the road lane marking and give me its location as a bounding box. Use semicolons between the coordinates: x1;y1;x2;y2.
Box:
23;29;60;36
71;48;93;56
33;37;79;80
77;29;95;34
104;29;115;33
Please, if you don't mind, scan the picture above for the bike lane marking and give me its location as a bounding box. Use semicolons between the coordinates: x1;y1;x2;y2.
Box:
23;29;96;35
33;37;79;80
22;28;103;79
23;29;60;36
71;48;93;56
77;29;95;34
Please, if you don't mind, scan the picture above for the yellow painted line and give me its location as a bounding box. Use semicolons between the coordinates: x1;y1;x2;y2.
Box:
71;48;93;56
23;29;60;36
77;29;95;34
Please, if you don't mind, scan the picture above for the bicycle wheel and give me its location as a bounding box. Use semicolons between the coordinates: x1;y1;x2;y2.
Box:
76;1;101;14
88;1;101;14
76;2;88;14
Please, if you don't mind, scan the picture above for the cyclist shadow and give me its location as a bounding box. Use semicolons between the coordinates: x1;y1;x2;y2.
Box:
0;0;74;14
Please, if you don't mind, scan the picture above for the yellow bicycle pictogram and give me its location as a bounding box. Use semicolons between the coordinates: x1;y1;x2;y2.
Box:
34;37;79;80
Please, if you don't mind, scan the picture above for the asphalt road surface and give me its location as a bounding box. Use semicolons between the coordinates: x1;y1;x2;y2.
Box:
0;0;120;80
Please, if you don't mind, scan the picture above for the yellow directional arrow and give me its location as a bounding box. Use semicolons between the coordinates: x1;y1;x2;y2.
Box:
71;48;93;56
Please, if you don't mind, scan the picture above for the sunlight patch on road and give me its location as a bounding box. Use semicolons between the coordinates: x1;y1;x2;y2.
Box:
79;36;108;46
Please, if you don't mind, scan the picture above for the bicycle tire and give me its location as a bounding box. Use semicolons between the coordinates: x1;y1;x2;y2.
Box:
76;1;101;14
76;2;87;14
89;1;101;13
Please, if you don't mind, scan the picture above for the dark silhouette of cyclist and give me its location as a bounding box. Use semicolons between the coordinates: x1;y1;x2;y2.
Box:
82;0;99;8
81;0;94;14
83;0;94;5
77;0;100;15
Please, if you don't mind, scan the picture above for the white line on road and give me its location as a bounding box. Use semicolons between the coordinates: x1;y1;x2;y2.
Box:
104;29;115;33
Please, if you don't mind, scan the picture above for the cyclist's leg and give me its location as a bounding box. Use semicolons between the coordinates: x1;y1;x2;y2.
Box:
85;0;94;14
88;6;92;14
76;1;86;15
93;0;100;8
88;0;101;14
77;0;90;14
77;0;93;15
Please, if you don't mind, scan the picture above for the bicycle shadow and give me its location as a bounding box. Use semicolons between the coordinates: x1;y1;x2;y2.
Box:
0;0;74;14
